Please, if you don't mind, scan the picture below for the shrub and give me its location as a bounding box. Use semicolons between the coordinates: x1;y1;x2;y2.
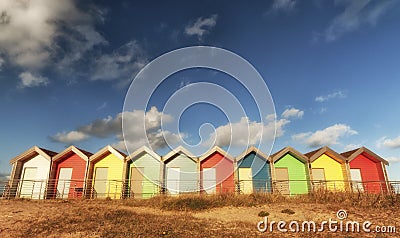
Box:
258;211;269;217
281;209;295;215
161;196;212;211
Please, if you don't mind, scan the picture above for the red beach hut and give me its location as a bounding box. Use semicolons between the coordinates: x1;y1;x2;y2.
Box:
199;146;235;194
341;147;389;193
49;146;92;198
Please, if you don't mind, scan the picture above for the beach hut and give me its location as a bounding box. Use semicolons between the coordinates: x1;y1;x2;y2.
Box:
270;147;310;195
9;146;57;199
341;147;389;193
87;145;126;199
125;146;162;198
236;146;272;194
199;146;235;194
163;146;199;195
306;147;349;192
49;146;92;199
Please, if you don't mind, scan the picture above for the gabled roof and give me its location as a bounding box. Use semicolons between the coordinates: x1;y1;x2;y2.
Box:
162;146;197;163
270;146;308;164
305;146;346;163
10;146;57;164
52;145;92;162
199;146;234;162
340;148;358;159
126;146;161;162
89;145;127;162
236;146;270;163
341;147;389;165
304;147;320;159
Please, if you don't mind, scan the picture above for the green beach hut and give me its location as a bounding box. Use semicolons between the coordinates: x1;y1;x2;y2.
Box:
125;146;162;198
270;147;310;195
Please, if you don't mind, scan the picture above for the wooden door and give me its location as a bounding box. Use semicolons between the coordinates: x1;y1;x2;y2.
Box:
167;167;180;195
350;168;364;192
202;168;216;194
19;167;37;198
57;168;72;198
239;168;253;194
275;168;290;195
94;167;108;198
312;168;326;190
130;167;144;198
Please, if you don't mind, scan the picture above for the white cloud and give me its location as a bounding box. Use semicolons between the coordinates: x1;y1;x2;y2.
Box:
315;90;346;102
292;124;358;148
116;107;183;151
50;107;182;151
324;0;396;42
113;129;183;153
77;106;172;138
185;14;218;40
292;133;310;141
343;143;361;151
90;41;147;82
206;116;290;147
386;156;400;163
51;131;89;144
18;71;49;88
0;0;58;69
51;107;297;151
266;113;277;121
282;108;304;119
377;136;400;149
269;0;297;13
0;0;106;84
0;1;148;88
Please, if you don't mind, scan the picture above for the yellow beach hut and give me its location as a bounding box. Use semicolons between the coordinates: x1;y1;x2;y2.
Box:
87;145;127;199
305;146;350;192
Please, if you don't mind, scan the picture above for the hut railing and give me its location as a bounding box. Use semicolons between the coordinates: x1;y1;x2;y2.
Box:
1;179;399;199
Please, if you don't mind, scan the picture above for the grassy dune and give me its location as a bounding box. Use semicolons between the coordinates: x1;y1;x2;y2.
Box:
0;192;399;237
121;190;400;210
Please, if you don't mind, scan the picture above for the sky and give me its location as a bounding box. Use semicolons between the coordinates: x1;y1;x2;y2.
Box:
1;0;400;180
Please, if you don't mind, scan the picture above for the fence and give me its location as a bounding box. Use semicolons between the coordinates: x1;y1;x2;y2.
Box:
1;179;398;199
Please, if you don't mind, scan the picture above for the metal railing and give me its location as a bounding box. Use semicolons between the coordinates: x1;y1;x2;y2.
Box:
1;179;397;199
236;179;272;194
308;180;390;194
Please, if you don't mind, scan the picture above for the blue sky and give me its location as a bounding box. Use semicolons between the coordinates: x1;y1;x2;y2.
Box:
1;0;400;180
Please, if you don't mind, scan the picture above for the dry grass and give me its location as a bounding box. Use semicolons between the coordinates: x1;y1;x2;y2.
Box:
120;193;286;211
0;192;399;237
0;199;260;238
298;189;400;207
120;191;400;211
